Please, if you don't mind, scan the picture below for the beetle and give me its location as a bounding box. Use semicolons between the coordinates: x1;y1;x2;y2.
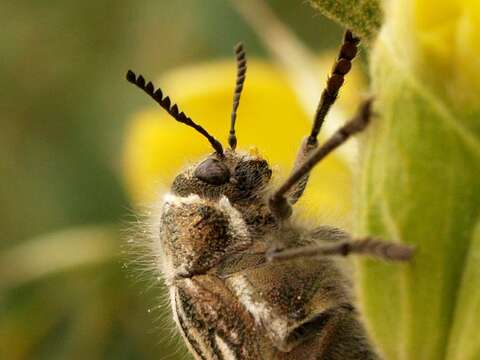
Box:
126;30;413;360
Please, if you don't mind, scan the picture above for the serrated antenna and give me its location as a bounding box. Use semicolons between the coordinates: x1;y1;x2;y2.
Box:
308;30;360;145
126;70;224;156
228;42;247;150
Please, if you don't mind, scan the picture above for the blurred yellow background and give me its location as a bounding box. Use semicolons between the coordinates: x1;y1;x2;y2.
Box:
0;1;362;359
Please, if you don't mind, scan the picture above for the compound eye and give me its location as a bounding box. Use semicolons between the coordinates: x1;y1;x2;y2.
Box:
194;158;230;186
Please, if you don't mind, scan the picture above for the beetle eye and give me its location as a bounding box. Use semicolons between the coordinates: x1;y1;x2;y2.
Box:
194;158;230;186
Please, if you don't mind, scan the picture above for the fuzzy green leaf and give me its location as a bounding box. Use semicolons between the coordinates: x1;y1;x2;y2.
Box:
356;32;480;360
308;0;383;42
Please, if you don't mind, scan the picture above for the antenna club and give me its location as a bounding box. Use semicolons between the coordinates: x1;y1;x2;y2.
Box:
309;30;361;142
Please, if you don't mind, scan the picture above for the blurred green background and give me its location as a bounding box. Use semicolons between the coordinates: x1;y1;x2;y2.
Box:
0;1;341;359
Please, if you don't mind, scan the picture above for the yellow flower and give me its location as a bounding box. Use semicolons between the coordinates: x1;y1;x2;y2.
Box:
123;56;364;224
386;0;480;107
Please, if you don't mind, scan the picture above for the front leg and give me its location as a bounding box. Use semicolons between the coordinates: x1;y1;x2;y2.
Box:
269;235;414;262
306;225;352;243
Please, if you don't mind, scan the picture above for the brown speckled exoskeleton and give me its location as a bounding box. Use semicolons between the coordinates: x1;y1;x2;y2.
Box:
126;30;413;360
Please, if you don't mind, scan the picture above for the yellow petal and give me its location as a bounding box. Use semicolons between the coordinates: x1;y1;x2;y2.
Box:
388;0;480;107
